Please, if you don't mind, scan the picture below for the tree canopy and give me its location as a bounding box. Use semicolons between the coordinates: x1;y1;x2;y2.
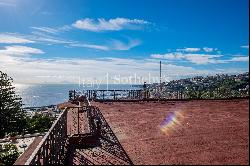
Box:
0;71;26;138
26;113;56;134
0;144;20;165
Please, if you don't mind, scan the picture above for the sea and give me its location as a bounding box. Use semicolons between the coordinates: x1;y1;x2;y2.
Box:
14;84;141;107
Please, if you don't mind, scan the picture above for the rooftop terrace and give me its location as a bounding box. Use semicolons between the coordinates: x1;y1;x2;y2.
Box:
93;99;249;165
17;98;249;165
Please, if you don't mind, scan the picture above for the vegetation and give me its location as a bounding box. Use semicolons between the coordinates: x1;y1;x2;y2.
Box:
0;144;20;165
0;71;26;138
150;72;249;99
0;71;56;165
25;113;56;134
0;71;56;138
8;132;18;138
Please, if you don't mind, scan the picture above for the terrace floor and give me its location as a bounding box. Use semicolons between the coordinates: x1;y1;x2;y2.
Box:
93;99;249;165
15;99;249;165
65;106;133;165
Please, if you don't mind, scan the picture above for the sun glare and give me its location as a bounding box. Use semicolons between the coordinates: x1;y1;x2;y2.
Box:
160;110;185;136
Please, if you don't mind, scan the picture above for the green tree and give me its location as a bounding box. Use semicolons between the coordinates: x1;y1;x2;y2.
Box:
0;71;26;138
26;113;56;134
0;144;20;165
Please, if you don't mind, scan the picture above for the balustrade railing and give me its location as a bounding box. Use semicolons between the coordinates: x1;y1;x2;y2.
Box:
69;89;189;101
24;100;133;165
25;108;68;165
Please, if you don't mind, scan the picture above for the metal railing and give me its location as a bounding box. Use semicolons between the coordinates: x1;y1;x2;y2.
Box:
25;108;68;165
69;89;150;101
25;99;134;165
69;89;189;101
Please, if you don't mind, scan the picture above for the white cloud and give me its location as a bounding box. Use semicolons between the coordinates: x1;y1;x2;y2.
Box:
1;53;248;84
241;45;249;49
230;56;249;62
0;32;140;51
70;39;141;51
0;56;214;84
33;36;73;44
151;52;184;60
176;47;217;53
0;34;34;44
203;47;216;52
109;39;141;51
30;25;72;34
150;50;250;65
31;27;59;34
185;54;223;64
69;43;109;51
0;45;44;56
176;48;201;52
0;32;73;45
150;52;223;64
72;18;150;32
29;31;74;44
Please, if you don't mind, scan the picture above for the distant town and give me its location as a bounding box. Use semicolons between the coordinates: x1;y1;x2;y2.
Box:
149;72;249;99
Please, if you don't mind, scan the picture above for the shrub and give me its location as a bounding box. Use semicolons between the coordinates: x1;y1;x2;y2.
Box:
0;144;20;165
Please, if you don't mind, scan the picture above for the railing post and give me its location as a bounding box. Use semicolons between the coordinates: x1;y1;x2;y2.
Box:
78;107;80;134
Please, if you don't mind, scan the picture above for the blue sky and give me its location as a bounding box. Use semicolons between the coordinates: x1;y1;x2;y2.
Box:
0;0;249;84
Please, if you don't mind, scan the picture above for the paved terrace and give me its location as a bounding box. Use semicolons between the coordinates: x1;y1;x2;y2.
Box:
93;99;249;165
17;98;249;165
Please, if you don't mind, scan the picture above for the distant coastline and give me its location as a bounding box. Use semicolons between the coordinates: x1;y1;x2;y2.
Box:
15;84;141;107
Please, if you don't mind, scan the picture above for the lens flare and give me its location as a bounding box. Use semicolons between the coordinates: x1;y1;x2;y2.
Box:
160;110;184;135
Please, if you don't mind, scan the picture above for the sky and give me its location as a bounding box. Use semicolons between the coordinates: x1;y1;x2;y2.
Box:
0;0;249;84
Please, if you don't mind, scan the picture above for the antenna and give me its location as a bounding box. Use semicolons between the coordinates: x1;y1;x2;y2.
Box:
160;61;162;85
160;61;162;91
